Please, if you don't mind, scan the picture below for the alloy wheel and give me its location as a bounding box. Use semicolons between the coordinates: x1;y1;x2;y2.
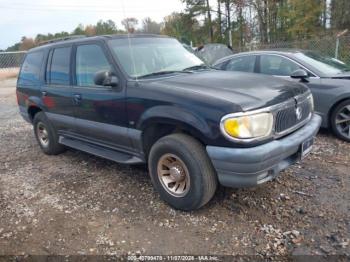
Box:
36;122;49;147
335;105;350;139
157;153;190;197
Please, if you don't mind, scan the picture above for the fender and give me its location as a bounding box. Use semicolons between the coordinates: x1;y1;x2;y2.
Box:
329;92;350;107
327;92;350;122
137;105;216;141
312;81;350;127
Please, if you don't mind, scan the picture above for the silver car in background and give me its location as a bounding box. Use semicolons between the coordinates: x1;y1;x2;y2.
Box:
214;50;350;142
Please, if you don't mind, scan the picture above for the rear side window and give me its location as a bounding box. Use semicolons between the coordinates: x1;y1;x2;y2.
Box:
18;51;44;86
225;56;256;72
47;47;71;85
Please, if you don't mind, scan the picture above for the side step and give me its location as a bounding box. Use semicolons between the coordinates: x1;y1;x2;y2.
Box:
59;136;144;164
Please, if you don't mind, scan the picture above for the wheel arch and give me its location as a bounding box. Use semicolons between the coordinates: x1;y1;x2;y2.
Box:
27;105;43;122
138;106;214;157
26;96;46;122
328;95;350;126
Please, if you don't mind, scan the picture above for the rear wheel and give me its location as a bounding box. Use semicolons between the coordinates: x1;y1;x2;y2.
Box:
33;112;66;155
148;133;218;210
330;99;350;142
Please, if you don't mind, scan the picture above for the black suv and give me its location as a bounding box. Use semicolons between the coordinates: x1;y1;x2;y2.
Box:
17;34;321;210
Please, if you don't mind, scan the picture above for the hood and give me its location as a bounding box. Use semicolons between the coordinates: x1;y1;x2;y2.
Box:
141;70;309;111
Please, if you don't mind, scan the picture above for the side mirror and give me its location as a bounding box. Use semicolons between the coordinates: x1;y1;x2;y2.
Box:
290;69;309;82
94;71;119;87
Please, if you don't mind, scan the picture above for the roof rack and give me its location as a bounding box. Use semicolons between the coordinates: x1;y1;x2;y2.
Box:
38;35;86;46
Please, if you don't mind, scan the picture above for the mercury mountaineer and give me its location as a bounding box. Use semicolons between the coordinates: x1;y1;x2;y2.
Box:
17;34;321;210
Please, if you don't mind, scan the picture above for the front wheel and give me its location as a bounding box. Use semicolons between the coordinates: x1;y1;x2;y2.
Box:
330;99;350;142
148;133;218;211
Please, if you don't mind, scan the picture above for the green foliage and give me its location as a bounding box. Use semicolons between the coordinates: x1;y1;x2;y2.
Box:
140;18;162;34
285;0;324;39
331;0;350;29
5;42;21;52
182;0;207;16
72;24;85;35
162;12;197;45
95;20;119;35
182;0;214;42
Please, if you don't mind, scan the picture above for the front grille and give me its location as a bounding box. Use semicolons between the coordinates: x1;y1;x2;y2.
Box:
275;97;312;134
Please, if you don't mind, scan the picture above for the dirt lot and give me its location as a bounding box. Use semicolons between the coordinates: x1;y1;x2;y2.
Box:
0;69;19;81
0;78;349;258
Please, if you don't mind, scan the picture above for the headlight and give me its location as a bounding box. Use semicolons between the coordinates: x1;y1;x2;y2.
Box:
221;112;273;140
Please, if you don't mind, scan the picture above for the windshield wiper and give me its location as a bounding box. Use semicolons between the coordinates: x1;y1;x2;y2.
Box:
138;70;192;79
182;64;211;71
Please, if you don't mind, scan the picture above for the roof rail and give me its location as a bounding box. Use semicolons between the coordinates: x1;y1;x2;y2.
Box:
38;35;86;46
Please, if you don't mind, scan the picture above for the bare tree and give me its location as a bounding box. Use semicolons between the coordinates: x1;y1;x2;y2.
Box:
122;17;139;33
141;18;162;34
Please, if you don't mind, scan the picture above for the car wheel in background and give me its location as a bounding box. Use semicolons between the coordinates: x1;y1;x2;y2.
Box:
148;133;218;211
330;99;350;142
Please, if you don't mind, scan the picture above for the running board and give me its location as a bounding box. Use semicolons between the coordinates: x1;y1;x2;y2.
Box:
59;136;144;164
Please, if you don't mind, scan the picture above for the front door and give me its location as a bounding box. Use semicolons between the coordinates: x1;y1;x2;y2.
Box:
72;42;131;151
257;54;301;79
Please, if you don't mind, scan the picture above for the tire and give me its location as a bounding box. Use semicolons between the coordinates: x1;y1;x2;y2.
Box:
148;133;218;211
330;99;350;142
33;112;66;155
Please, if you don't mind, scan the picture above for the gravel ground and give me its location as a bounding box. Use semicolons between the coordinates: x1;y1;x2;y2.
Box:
0;79;349;258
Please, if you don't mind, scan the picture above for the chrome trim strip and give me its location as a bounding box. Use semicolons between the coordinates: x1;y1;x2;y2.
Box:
220;94;313;144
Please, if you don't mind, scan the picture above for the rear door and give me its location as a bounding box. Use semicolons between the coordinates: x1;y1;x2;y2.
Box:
71;41;131;150
41;45;75;133
17;50;45;120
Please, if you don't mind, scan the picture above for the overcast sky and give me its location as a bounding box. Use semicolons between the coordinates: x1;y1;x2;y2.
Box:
0;0;186;49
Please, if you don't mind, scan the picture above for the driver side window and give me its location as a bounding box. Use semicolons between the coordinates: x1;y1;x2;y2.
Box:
259;55;300;76
76;44;112;87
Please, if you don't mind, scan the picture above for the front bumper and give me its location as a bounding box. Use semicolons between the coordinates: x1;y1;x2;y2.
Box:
206;114;322;188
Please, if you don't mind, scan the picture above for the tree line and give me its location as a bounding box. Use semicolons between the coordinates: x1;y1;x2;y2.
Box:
4;0;350;51
162;0;350;48
5;18;162;51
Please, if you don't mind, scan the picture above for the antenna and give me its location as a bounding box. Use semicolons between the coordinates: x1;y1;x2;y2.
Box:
120;0;138;82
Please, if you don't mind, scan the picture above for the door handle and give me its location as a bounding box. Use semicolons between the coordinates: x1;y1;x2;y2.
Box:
73;94;82;105
41;91;47;96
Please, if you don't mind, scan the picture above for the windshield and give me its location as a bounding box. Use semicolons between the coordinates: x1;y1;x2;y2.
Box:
108;37;204;78
294;51;350;75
